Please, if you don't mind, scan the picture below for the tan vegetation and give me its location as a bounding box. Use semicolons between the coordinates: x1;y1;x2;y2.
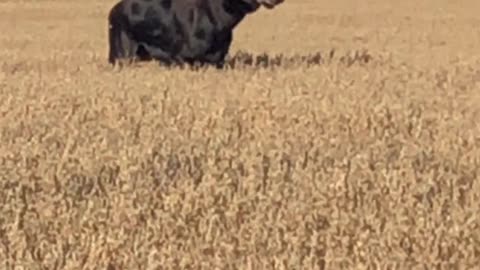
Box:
1;0;479;269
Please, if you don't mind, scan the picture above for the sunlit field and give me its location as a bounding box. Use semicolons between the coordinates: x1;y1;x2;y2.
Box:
1;0;479;269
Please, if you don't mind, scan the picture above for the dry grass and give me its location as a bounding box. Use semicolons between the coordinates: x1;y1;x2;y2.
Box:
1;0;480;269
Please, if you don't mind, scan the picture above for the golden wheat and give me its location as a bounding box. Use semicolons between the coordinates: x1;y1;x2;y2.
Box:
0;0;479;269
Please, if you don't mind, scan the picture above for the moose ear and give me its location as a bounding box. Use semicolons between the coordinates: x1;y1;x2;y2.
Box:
258;0;284;9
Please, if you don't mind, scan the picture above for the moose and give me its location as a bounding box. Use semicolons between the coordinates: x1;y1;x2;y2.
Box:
107;0;285;68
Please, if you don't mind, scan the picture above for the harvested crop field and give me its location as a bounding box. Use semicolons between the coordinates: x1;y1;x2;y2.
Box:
1;0;480;269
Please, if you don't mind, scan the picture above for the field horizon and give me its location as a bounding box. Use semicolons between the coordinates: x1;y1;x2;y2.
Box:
1;0;479;269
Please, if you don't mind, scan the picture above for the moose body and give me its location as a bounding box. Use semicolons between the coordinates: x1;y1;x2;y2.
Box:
108;0;284;67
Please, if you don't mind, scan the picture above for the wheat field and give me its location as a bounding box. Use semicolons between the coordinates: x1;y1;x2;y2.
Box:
1;0;480;269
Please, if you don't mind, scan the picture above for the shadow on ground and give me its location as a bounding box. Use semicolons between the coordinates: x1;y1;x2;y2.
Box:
224;49;373;69
107;49;374;71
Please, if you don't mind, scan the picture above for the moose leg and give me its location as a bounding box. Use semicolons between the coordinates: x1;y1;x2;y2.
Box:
138;44;177;66
108;2;139;65
203;30;233;69
128;19;180;66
